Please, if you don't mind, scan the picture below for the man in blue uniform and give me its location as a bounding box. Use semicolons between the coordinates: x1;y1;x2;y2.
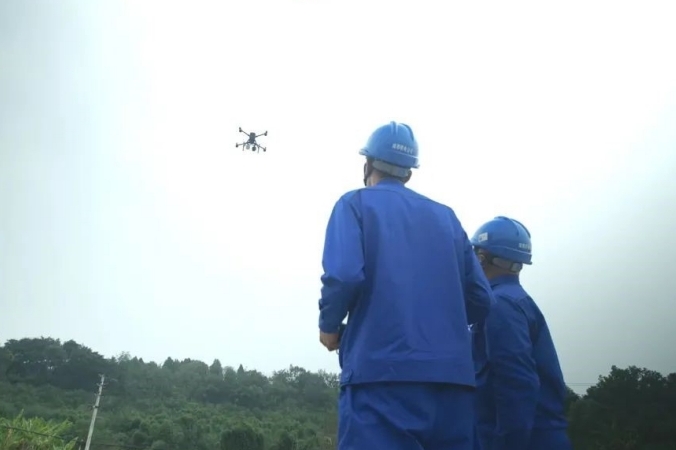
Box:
470;217;572;450
317;121;495;450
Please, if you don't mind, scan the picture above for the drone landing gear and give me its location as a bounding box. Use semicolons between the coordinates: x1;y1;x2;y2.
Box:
235;127;267;153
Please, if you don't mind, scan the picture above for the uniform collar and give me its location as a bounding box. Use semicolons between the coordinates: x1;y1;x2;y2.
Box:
489;274;520;288
374;178;405;187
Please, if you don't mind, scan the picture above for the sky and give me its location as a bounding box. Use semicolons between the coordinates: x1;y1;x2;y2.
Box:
1;0;675;392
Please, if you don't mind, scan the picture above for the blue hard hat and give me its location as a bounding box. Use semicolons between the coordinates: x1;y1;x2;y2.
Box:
470;216;533;265
359;122;420;171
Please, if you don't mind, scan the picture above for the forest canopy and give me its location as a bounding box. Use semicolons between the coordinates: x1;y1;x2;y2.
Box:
0;337;674;450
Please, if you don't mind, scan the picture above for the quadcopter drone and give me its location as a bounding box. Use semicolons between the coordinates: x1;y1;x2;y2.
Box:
236;127;267;153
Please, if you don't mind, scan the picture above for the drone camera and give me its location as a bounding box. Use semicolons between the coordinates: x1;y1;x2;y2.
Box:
236;126;267;154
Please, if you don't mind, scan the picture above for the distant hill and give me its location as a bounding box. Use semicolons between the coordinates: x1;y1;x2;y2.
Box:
0;337;674;450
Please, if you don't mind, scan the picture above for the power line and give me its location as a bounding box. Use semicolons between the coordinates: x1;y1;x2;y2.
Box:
0;424;77;441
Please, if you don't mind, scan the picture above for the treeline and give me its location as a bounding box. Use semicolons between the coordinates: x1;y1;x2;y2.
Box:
0;338;674;450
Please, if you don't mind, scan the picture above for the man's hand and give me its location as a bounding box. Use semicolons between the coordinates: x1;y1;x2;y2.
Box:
319;331;340;351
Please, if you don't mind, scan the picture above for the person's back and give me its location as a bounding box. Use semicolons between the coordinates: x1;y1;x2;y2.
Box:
474;279;568;430
530;307;569;432
338;180;487;387
470;217;571;450
317;122;494;450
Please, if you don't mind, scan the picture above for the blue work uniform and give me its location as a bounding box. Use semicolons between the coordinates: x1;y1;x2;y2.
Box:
318;179;495;450
473;274;571;450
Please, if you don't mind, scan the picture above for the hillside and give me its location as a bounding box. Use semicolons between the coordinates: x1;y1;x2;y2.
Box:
0;337;674;450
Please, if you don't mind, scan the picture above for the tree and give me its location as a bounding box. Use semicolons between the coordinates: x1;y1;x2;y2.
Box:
271;431;297;450
210;359;224;377
0;338;342;449
1;337;674;450
220;422;265;450
568;365;676;450
0;412;79;450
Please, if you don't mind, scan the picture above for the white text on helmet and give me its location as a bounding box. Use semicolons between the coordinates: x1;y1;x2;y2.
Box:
518;243;531;250
392;143;415;155
477;232;488;242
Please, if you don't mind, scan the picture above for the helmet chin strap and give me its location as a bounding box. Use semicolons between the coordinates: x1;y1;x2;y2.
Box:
363;162;373;187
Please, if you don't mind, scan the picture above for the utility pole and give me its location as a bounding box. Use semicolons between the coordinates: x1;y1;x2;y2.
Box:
83;374;105;450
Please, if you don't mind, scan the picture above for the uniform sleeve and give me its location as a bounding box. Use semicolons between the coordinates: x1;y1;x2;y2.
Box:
463;236;495;325
318;194;365;334
485;296;540;450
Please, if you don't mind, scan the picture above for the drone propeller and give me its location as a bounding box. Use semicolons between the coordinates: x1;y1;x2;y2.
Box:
235;127;267;152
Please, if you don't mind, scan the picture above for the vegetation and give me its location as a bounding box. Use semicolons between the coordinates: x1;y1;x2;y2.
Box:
0;338;674;450
0;413;77;450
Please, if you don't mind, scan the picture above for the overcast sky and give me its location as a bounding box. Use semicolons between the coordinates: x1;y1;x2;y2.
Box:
1;0;675;392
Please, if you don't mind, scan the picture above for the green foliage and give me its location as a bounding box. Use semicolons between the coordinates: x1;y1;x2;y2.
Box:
0;338;674;450
220;422;265;450
0;412;77;450
568;366;676;450
0;338;337;450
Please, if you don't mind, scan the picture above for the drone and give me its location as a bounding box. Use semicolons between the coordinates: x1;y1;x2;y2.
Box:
236;127;267;153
